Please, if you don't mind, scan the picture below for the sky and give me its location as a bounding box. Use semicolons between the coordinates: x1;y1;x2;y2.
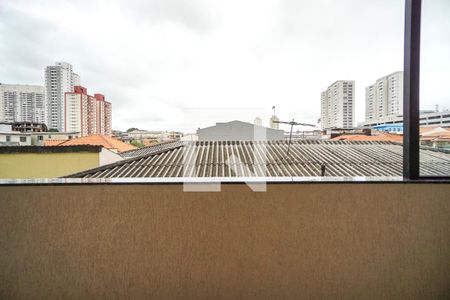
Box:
0;0;449;132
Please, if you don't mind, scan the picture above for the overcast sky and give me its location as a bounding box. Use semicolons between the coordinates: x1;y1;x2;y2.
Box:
1;0;449;132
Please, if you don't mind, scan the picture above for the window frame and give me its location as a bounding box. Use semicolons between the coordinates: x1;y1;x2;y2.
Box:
403;0;449;180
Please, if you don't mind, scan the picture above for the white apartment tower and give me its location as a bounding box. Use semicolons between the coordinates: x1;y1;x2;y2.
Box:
320;80;355;129
365;71;403;123
45;62;79;131
0;83;46;123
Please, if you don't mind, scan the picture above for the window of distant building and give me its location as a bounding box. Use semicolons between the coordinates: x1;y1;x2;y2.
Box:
20;137;26;142
6;136;11;142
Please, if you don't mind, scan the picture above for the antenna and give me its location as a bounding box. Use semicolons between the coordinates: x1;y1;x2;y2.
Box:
272;106;276;115
273;119;316;156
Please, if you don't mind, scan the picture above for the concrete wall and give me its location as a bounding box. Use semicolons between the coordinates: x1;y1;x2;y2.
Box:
0;183;449;299
198;121;284;141
99;148;124;166
0;152;99;178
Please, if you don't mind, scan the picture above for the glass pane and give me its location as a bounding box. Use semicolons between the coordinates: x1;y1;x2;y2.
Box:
0;1;427;180
420;0;450;177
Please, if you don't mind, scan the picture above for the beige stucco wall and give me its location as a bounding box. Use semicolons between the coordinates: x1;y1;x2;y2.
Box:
0;183;449;299
0;152;99;179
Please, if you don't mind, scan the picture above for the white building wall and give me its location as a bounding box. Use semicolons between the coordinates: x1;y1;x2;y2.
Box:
365;85;376;122
65;94;82;133
0;84;45;123
320;91;328;129
387;72;403;116
365;71;403;123
99;148;123;166
320;81;354;129
45;62;78;131
197;120;284;141
72;73;80;87
0;132;32;145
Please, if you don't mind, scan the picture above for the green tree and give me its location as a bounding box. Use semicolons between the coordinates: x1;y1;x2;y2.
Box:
126;127;139;132
130;140;145;148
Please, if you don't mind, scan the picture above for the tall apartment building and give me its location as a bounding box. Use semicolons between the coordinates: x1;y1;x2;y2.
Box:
64;86;112;136
45;62;79;131
0;83;46;123
320;80;355;129
365;71;403;123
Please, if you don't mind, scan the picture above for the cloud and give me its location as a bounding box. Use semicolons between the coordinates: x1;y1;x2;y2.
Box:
1;0;449;132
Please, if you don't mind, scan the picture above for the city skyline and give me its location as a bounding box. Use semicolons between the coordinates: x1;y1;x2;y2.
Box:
1;0;449;132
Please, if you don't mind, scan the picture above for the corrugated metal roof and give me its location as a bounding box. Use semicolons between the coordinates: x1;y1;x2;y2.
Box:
120;140;184;158
65;140;450;178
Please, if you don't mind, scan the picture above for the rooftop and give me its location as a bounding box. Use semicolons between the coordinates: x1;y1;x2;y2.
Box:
44;140;67;146
120;140;184;158
0;145;102;154
332;134;403;142
48;135;136;153
66;140;450;178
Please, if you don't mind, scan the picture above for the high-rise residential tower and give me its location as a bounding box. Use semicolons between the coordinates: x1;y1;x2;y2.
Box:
320;80;355;129
0;83;46;123
64;86;112;136
365;71;403;123
45;62;79;131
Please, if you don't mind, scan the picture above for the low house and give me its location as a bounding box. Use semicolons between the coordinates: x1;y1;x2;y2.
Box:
32;131;81;146
0;131;32;146
0;124;32;146
197;120;284;141
420;127;450;149
0;124;80;146
0;145;123;179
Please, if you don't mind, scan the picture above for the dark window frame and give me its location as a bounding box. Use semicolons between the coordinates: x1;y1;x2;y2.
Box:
403;0;449;180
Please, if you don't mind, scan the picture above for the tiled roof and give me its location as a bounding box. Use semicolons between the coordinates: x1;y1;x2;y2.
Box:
332;134;403;142
420;126;449;134
421;131;450;142
422;131;450;137
57;135;137;152
43;140;65;146
120;140;184;158
66;140;450;178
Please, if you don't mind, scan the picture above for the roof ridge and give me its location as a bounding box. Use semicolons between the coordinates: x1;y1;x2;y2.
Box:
120;140;182;155
100;135;115;149
64;141;187;178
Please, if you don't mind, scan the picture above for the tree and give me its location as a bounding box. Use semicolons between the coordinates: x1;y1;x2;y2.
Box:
126;127;139;132
130;140;145;148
